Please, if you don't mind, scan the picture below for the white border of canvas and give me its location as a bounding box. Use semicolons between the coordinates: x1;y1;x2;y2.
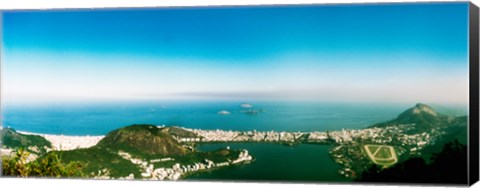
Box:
0;1;478;188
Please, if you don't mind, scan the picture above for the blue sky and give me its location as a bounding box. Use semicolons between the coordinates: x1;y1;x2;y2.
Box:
1;2;470;104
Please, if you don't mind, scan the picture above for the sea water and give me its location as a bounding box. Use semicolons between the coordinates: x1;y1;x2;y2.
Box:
0;100;467;182
1;100;418;135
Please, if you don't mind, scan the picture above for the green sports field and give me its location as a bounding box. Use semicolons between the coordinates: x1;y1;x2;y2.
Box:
363;144;398;167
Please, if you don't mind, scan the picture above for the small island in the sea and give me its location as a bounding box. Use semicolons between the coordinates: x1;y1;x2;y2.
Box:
217;110;231;115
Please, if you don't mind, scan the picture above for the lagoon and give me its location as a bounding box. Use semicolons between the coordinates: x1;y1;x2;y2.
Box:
187;143;349;182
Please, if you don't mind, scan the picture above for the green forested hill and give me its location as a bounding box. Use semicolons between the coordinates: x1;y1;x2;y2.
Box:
48;124;241;179
1;128;51;154
371;103;456;132
96;124;190;157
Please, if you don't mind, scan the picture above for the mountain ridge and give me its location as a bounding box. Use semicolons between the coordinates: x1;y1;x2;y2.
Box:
370;103;455;132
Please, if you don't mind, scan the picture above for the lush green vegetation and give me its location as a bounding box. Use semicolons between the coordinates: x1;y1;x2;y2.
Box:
1;128;51;154
366;145;379;153
162;126;199;138
47;147;142;178
2;149;84;177
97;124;190;157
374;147;392;159
371;103;452;132
43;124;243;178
356;139;467;184
420;118;467;162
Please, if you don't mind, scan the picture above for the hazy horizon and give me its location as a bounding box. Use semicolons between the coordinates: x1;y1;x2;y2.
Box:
1;3;470;105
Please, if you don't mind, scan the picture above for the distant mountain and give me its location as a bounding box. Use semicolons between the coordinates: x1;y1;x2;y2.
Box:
96;124;190;157
371;103;455;132
0;128;51;154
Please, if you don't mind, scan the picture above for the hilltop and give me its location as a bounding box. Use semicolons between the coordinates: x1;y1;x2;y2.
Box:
96;124;190;157
48;124;251;179
367;103;467;158
1;128;51;154
371;103;455;132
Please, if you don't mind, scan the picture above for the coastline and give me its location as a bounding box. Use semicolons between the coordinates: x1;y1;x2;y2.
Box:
16;131;105;151
9;124;422;152
9;126;328;152
4;121;443;180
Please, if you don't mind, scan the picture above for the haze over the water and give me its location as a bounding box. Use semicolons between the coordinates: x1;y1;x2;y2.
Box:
1;3;469;105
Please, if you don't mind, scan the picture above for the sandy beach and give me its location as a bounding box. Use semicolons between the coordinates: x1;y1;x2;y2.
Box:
17;131;105;151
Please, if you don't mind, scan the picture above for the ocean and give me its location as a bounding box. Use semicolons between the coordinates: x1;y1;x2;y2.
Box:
0;100;426;136
0;100;467;182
